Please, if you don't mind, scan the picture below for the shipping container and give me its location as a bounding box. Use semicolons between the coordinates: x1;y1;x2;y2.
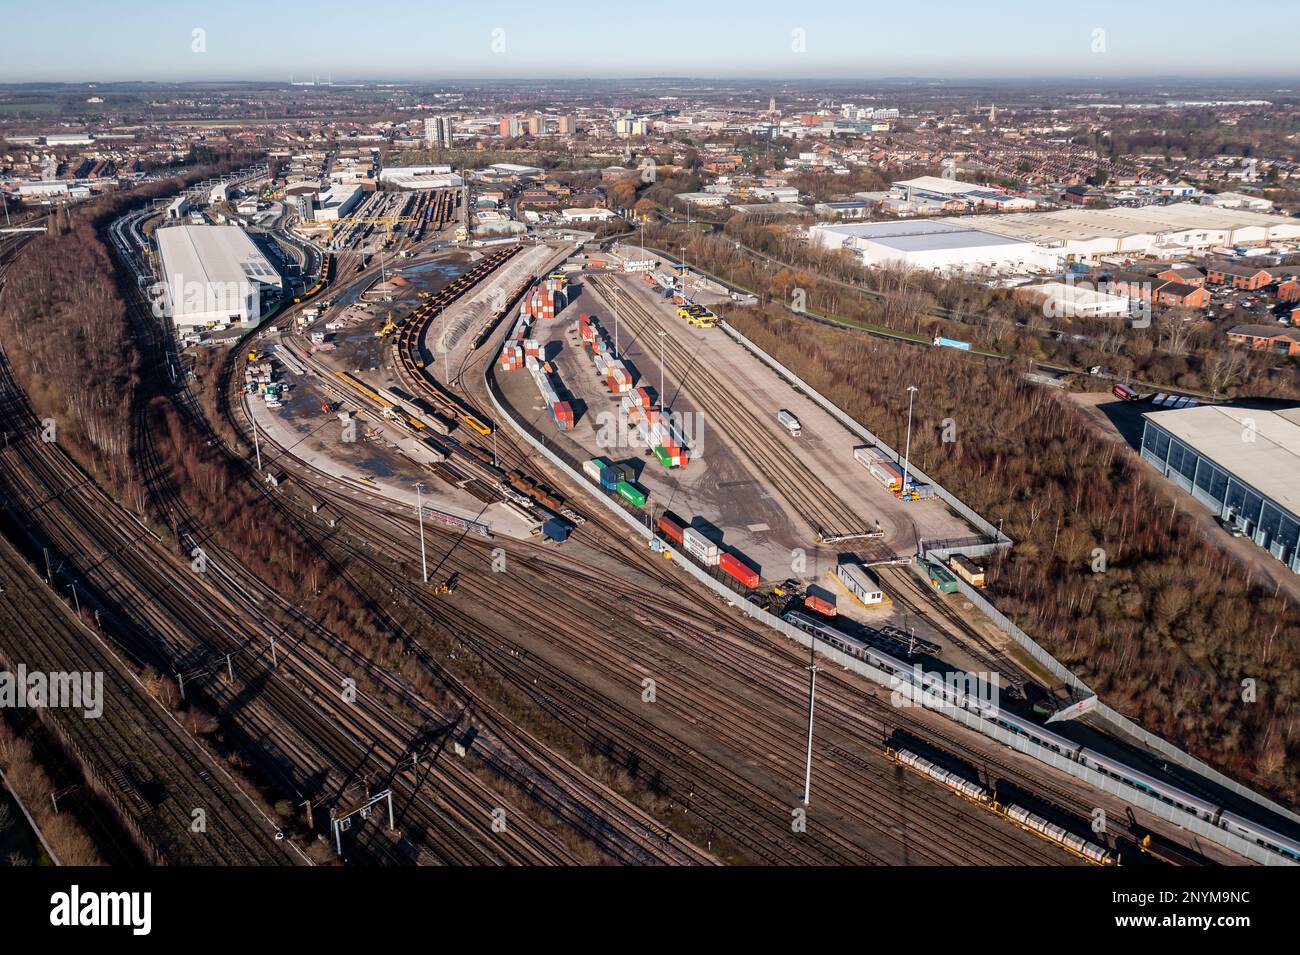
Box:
583;457;608;482
1112;383;1137;401
657;512;686;545
598;467;619;491
551;400;574;430
542;518;569;543
616;480;647;508
682;526;720;566
804;594;837;618
719;551;760;590
777;409;802;437
949;553;985;587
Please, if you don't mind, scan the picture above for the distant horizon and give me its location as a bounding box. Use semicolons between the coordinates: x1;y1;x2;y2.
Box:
4;0;1300;84
4;75;1299;89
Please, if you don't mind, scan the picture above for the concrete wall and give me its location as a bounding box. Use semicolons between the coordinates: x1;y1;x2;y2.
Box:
486;349;1298;864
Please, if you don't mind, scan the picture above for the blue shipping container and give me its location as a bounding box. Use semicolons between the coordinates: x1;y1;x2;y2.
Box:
542;518;569;542
599;467;619;491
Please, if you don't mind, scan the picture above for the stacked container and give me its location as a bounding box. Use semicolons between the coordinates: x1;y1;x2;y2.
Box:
500;342;524;371
551;400;574;430
583;458;608;482
682;527;720;566
854;446;903;491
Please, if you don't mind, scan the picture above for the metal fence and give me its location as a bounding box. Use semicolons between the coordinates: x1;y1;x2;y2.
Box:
718;321;1009;546
486;357;1298;865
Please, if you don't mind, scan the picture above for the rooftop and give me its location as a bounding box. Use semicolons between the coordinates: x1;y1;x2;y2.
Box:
1145;404;1300;514
155;224;281;292
949;203;1300;245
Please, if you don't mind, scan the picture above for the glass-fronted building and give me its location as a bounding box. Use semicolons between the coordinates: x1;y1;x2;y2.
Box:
1140;405;1300;574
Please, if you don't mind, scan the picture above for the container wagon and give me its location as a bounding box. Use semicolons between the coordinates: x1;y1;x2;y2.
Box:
682;526;720;566
719;551;760;590
657;512;686;546
949;554;985;587
804;594;837;618
777;409;802;437
616;480;647;508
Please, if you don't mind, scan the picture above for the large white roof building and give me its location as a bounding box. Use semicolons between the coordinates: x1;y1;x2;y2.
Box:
949;204;1300;262
155;225;281;332
809;220;1057;274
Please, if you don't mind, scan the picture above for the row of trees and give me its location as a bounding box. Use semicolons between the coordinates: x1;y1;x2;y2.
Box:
724;303;1300;803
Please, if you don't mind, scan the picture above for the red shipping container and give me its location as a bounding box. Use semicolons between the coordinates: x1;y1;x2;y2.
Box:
804;594;837;618
657;513;685;545
719;551;759;590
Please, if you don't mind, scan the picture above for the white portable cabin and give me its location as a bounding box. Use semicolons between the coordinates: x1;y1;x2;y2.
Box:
835;562;884;605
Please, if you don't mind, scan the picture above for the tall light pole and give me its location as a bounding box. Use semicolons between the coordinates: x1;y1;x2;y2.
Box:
901;385;918;495
659;330;667;406
414;482;428;583
251;405;263;472
613;283;620;358
803;645;819;806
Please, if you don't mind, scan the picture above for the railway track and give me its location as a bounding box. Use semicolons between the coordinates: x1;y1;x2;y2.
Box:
588;275;872;541
0;531;300;865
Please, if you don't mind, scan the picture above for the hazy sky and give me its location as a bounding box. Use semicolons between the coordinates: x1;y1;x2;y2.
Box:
4;0;1298;83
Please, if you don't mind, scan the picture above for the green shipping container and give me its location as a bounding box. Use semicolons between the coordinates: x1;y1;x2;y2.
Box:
616;480;647;508
653;445;672;467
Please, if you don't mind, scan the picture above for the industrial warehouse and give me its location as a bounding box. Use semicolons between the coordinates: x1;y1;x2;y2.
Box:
154;224;282;331
1140;404;1300;574
811;203;1300;273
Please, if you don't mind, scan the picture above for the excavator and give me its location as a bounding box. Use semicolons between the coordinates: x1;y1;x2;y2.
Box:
374;314;400;337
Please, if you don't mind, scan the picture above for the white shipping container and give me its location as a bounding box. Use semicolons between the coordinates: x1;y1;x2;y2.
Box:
582;460;604;481
777;409;801;435
682;527;720;565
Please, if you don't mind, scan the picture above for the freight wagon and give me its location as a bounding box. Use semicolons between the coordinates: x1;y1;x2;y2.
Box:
682;526;720;566
804;594;836;618
949;553;985;587
616;480;647;508
719;551;760;590
657;512;686;546
834;562;885;606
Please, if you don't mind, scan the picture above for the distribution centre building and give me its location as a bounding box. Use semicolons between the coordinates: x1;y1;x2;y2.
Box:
155;224;282;332
1140;404;1300;573
809;220;1057;273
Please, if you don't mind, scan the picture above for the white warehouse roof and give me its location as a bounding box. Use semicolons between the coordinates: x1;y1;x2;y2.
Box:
156;224;281;290
949;204;1300;247
155;225;281;330
1145;405;1300;515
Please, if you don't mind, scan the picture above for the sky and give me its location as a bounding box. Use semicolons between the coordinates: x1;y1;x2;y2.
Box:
3;0;1298;84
